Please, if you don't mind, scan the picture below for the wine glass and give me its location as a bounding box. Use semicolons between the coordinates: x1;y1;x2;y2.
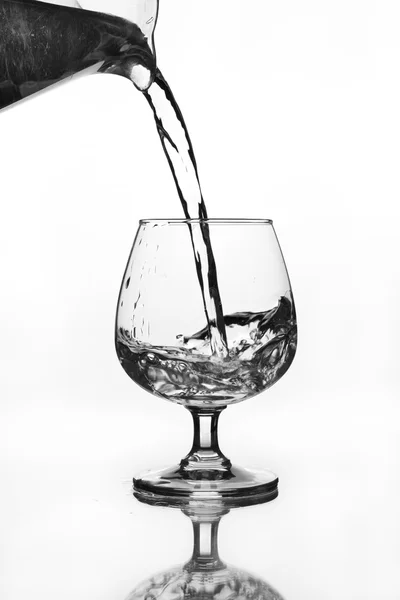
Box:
116;219;297;505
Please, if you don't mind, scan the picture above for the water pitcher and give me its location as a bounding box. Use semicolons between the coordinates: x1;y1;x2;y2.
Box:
0;0;158;110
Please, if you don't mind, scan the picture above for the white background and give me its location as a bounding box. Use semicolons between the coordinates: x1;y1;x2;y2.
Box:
1;1;400;599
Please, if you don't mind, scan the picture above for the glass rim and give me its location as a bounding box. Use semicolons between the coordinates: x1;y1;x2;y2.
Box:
139;218;273;225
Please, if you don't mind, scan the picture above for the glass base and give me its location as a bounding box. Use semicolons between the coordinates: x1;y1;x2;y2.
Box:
133;463;278;509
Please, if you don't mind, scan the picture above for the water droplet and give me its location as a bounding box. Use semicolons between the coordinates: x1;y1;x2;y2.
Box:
125;277;131;289
146;352;157;363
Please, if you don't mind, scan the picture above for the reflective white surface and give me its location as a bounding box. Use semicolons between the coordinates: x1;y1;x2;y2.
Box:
1;0;400;598
1;378;398;599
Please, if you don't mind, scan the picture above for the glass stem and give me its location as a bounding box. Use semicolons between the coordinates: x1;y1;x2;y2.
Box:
184;512;227;571
180;407;231;473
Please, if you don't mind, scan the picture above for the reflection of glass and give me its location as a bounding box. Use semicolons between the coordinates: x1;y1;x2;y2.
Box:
126;502;285;600
116;219;297;506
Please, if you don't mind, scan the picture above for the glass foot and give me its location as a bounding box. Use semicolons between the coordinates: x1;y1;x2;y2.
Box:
133;463;278;509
